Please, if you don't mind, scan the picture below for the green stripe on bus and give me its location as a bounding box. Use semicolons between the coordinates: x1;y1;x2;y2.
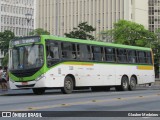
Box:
41;35;151;51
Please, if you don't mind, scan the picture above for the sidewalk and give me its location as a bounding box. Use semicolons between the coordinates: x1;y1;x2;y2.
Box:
0;89;33;95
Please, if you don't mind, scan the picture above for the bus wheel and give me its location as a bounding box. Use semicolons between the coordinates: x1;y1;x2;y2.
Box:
129;77;137;91
32;88;45;95
121;76;129;91
61;76;73;94
116;76;129;91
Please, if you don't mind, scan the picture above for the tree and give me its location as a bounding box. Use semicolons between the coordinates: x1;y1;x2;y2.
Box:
65;22;96;40
0;30;15;54
2;53;8;67
0;30;15;67
100;20;156;47
153;29;160;78
29;28;50;35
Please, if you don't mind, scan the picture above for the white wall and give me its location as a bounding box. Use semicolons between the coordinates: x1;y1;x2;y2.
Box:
133;0;148;29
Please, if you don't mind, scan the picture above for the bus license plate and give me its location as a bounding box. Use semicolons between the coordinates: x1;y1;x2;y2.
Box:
22;82;28;85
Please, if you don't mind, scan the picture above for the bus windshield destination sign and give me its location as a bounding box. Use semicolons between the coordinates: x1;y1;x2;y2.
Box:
12;37;40;46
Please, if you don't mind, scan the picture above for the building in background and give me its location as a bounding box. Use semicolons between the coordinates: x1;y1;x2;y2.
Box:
35;0;148;41
0;0;34;66
0;0;34;36
149;0;160;33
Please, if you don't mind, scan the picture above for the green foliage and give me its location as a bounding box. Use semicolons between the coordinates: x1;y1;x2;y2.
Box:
65;22;96;40
0;30;15;54
101;20;156;47
2;53;8;67
29;28;50;35
153;29;160;77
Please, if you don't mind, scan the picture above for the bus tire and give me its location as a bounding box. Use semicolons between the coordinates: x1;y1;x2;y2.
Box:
32;88;45;95
129;76;137;91
121;76;129;91
61;76;73;94
116;76;129;91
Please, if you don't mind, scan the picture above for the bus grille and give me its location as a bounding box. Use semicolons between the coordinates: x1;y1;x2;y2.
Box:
10;67;41;77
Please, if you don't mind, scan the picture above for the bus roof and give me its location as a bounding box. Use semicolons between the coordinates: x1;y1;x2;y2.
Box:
41;35;151;51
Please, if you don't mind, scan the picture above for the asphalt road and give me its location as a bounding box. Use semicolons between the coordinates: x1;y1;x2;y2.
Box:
0;86;160;120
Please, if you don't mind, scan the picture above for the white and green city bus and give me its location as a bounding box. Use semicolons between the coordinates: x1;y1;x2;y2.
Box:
9;35;155;95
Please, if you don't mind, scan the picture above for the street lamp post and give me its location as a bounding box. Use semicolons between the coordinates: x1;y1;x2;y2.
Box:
97;20;101;41
25;13;32;36
55;0;59;36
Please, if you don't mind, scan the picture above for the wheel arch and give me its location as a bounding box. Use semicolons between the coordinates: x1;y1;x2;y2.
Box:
122;75;129;81
130;75;138;84
65;74;76;88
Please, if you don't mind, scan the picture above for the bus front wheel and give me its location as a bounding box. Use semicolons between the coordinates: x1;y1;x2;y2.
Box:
32;88;45;95
61;76;73;94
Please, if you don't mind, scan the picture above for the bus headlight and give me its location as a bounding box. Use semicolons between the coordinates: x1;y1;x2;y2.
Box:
35;74;46;81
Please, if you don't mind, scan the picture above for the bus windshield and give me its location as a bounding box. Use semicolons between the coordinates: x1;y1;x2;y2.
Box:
10;45;44;70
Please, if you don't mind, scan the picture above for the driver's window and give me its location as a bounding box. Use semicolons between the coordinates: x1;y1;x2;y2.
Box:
46;40;60;67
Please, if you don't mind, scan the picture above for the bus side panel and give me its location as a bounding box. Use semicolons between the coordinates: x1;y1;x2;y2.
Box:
100;64;116;86
43;67;65;87
115;65;131;85
35;64;155;88
137;66;155;84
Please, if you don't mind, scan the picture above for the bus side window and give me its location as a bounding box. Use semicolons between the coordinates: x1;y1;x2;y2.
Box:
92;46;102;61
138;51;146;64
105;47;115;62
46;42;59;59
117;49;127;63
72;44;77;59
77;44;80;59
79;45;92;61
61;42;77;60
146;52;152;64
128;50;137;64
46;41;60;67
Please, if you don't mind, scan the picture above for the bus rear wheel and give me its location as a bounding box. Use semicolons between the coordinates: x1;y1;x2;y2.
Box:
116;76;129;91
32;88;45;95
61;76;73;94
129;76;137;91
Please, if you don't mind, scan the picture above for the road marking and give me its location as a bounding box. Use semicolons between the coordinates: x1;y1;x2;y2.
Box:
92;100;97;102
10;94;160;111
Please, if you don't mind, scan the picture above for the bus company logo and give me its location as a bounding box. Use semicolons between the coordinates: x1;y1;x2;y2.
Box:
1;112;42;118
2;112;12;117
